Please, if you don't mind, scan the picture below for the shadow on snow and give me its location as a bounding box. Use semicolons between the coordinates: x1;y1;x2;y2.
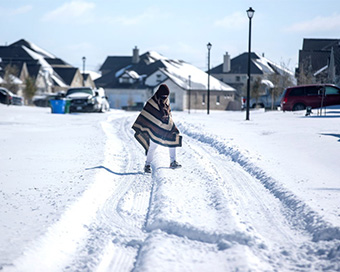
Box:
321;133;340;142
86;165;144;176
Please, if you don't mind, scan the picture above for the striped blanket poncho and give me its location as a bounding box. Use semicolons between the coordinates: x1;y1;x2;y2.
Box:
132;93;182;155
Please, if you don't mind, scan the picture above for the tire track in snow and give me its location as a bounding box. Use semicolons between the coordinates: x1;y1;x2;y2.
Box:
66;114;154;272
5;114;142;272
179;122;340;271
184;138;312;270
178;121;340;243
132;134;263;270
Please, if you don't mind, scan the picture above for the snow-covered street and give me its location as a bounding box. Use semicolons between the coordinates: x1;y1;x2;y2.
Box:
1;104;340;271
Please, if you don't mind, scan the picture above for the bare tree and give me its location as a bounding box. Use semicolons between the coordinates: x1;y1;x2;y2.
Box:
268;61;295;110
251;77;262;106
23;76;37;105
296;59;314;85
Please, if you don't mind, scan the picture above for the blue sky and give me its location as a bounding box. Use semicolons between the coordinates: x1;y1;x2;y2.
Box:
1;0;340;72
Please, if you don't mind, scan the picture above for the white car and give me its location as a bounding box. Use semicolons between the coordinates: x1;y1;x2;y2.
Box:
66;87;110;112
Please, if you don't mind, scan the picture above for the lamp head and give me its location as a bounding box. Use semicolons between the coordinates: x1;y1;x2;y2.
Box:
207;42;212;50
247;7;255;19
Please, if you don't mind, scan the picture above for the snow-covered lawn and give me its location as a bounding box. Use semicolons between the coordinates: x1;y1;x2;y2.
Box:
0;104;339;271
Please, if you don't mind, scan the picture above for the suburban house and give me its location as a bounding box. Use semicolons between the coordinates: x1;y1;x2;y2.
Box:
82;73;96;88
0;39;94;96
210;52;295;98
95;47;236;111
296;38;340;85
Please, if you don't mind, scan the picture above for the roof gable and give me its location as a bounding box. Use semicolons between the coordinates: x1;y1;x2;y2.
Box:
53;67;78;85
10;39;56;59
211;52;268;74
99;56;131;74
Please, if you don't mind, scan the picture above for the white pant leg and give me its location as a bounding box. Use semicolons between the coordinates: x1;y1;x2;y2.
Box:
146;140;158;165
169;147;176;163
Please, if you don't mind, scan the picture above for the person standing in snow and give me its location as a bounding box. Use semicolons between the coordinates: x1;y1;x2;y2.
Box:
132;84;182;173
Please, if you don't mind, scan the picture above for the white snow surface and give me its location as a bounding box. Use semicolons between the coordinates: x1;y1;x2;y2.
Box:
1;104;340;271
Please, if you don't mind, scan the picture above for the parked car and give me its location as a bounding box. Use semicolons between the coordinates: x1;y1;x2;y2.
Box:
280;84;340;111
122;102;144;111
250;92;283;109
33;93;64;107
241;91;284;110
0;87;23;105
66;87;109;113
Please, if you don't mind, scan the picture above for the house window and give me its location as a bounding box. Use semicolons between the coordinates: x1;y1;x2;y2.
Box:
325;86;340;95
216;95;220;105
236;76;240;82
170;93;175;103
119;76;132;84
202;94;205;104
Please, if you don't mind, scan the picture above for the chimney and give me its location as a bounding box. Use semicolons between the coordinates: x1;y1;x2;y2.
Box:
223;52;230;73
132;46;140;64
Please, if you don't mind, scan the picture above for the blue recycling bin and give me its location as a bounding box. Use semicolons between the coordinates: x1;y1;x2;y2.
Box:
50;99;66;114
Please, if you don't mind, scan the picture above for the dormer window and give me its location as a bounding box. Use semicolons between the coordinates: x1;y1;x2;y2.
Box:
118;70;140;84
119;75;133;84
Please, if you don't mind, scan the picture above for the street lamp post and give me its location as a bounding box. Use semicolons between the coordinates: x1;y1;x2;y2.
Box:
82;56;86;86
207;42;212;115
246;7;254;121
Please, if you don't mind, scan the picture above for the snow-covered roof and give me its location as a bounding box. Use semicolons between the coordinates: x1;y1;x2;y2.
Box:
253;53;294;77
28;41;56;59
96;50;235;92
140;52;234;92
22;46;54;74
261;79;274;88
211;52;295;81
85;70;101;81
115;65;132;78
9;39;56;59
9;74;23;84
125;70;140;79
160;59;234;91
146;51;168;63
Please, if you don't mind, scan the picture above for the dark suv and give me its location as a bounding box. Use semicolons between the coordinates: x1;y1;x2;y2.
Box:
0;87;23;105
280;84;340;111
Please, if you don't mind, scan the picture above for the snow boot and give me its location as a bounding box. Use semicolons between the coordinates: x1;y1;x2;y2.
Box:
170;161;182;169
144;164;151;173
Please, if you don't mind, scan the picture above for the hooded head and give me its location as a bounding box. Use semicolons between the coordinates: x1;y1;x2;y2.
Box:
154;84;170;120
156;84;170;100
